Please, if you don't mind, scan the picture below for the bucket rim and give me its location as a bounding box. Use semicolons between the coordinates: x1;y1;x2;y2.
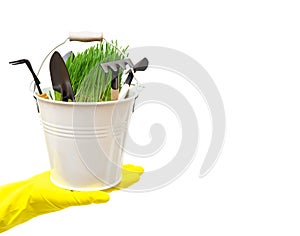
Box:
35;87;140;106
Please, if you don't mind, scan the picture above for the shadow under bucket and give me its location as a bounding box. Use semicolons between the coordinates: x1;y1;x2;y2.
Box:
35;87;139;191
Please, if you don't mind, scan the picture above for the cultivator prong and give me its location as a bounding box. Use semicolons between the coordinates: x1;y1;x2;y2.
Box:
100;58;134;73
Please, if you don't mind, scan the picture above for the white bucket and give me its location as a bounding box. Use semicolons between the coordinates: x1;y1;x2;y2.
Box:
35;87;138;191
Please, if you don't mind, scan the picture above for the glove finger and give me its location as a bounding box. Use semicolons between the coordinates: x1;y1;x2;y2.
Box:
111;164;144;190
122;164;144;174
115;173;141;190
105;173;142;193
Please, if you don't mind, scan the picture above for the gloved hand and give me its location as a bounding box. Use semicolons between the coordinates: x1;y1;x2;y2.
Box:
0;164;143;233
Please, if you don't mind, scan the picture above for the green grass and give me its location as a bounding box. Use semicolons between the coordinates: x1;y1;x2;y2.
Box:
56;40;128;102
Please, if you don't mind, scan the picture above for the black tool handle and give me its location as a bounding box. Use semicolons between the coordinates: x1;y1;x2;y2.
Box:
125;72;134;86
26;62;43;94
111;73;119;90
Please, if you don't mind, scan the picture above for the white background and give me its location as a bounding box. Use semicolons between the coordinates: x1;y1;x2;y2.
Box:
1;0;300;235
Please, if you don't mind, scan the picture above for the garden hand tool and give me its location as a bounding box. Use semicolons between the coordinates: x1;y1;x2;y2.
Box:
100;58;134;101
119;57;149;100
9;59;43;95
50;51;75;102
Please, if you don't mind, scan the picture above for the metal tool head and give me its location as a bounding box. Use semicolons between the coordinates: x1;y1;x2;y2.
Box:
124;57;149;86
50;51;75;102
63;51;74;62
9;59;36;75
9;59;43;94
100;58;134;73
9;59;28;66
133;57;149;72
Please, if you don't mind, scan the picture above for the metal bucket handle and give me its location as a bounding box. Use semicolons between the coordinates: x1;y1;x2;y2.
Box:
34;31;128;93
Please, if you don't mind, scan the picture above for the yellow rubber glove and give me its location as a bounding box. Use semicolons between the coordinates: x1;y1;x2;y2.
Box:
0;164;143;233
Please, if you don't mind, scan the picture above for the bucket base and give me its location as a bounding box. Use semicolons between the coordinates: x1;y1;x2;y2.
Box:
50;175;122;192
